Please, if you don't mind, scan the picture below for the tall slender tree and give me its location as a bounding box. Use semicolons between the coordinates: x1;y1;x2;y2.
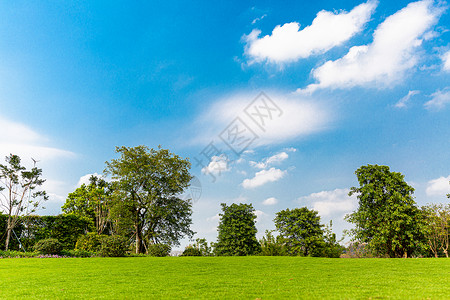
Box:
0;154;47;250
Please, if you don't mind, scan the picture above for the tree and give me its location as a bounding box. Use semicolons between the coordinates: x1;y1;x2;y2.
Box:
214;203;260;256
104;145;194;254
62;176;112;234
346;164;426;258
274;207;325;256
259;230;287;256
422;203;449;258
0;154;47;250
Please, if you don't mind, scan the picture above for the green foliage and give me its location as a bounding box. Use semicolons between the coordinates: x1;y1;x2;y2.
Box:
75;232;104;252
104;145;194;253
181;245;202;256
100;235;128;257
259;230;287;256
147;243;171;257
214;203;261;256
61;249;97;258
62;176;112;235
274;207;324;256
346;165;427;258
0;154;48;250
33;238;63;255
0;250;39;258
422;203;450;258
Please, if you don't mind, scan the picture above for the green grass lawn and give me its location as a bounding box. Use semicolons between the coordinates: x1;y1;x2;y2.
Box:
0;257;449;299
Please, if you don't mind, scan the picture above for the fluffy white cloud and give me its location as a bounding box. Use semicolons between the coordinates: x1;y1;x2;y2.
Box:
0;116;75;163
244;1;377;64
442;50;450;71
194;92;331;147
426;175;450;196
298;188;358;216
424;89;450;110
242;167;286;189
395;90;420;108
250;151;289;169
201;154;231;176
262;197;278;206
302;0;443;92
254;209;268;221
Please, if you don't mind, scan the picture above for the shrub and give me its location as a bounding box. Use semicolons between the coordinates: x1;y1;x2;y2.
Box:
76;233;103;252
33;238;63;255
147;243;171;257
100;235;128;257
181;245;202;256
61;249;97;258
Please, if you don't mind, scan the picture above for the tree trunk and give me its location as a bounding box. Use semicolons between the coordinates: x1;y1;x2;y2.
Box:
135;224;141;254
5;227;11;251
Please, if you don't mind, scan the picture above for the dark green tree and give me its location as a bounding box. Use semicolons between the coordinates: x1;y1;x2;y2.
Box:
214;203;261;256
274;207;325;256
62;176;112;234
346;164;426;258
104;145;194;254
0;154;47;250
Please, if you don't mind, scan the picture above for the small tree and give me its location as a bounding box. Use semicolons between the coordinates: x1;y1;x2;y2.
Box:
0;154;47;250
274;207;324;256
215;203;260;256
62;176;112;235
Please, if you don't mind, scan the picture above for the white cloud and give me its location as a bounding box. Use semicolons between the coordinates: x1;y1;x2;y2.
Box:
298;188;358;217
426;175;450;196
395;90;420;108
302;0;443;92
442;50;450;71
250;151;289;169
201;154;231;176
242;167;287;189
194;91;331;147
252;14;267;25
244;1;377;64
254;209;267;221
0;116;75;163
424;89;450;110
262;197;278;205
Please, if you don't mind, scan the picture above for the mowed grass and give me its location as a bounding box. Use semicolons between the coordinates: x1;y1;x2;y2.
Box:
0;257;449;299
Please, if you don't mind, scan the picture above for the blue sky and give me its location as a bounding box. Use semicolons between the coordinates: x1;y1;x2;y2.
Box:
0;0;449;249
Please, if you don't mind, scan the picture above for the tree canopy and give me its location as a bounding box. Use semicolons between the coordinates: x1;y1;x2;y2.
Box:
104;145;194;253
214;203;260;256
346;164;426;258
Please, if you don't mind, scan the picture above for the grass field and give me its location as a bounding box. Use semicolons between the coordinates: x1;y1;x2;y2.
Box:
0;257;449;299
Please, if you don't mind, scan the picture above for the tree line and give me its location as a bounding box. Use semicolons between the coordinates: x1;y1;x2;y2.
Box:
0;146;449;258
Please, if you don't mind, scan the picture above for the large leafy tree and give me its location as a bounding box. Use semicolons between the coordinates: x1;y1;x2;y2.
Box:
346;164;426;258
214;203;261;256
0;154;47;250
274;207;325;256
422;203;450;258
104;145;194;254
62;176;112;235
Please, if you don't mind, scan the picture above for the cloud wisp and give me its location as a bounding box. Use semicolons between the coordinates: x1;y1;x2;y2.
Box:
395;90;420;108
424;89;450;110
426;175;450;196
244;1;377;64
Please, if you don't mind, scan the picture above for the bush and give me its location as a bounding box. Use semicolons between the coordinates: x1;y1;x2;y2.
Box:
100;235;128;257
0;250;39;258
147;243;171;257
76;233;103;252
33;238;63;255
181;245;202;256
61;249;97;258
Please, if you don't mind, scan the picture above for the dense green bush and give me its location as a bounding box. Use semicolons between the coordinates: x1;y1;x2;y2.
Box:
76;233;104;252
181;245;202;256
147;243;171;257
100;235;128;257
0;250;39;258
33;238;63;255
